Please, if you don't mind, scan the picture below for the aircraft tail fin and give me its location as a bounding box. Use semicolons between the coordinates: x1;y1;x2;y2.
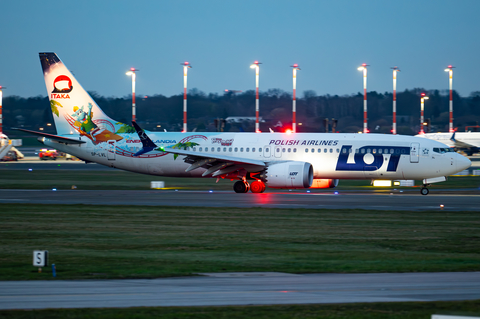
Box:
39;53;128;143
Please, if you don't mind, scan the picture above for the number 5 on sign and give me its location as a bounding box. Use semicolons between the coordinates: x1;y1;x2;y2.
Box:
33;251;48;267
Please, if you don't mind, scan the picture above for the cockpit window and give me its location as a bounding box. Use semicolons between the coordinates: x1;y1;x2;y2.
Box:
433;147;455;154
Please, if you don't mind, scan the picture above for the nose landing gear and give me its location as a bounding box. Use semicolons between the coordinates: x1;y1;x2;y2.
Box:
420;184;430;195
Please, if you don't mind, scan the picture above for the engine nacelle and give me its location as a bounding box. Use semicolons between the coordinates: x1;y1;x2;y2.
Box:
311;179;339;189
265;161;313;189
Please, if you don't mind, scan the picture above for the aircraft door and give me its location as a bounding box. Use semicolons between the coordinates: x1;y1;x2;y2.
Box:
274;146;282;158
107;140;116;160
410;142;419;163
263;145;271;158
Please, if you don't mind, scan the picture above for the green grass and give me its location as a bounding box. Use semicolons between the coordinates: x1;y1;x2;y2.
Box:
0;168;479;190
1;204;479;281
1;300;480;318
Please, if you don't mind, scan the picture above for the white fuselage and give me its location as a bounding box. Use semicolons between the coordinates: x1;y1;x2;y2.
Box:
43;132;470;181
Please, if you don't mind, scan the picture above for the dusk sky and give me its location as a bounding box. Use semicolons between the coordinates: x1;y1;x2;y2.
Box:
1;0;479;99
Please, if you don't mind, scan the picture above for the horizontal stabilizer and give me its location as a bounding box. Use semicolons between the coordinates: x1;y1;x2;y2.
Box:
13;128;85;144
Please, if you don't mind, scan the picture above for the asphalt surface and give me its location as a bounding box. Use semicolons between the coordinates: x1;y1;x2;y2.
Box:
1;272;479;310
0;188;479;211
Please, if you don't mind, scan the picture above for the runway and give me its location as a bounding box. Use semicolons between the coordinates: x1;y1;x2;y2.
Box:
1;272;479;310
1;188;480;210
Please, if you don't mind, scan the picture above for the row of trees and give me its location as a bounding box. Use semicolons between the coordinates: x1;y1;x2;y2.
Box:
3;88;480;136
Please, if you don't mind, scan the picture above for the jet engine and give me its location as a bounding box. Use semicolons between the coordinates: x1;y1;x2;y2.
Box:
264;161;313;188
311;179;339;189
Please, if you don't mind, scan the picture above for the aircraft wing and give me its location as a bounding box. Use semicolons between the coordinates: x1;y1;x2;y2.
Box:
131;121;266;177
13;128;86;144
450;132;478;149
165;147;266;177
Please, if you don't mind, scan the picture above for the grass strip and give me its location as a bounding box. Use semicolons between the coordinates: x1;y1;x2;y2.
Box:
0;204;479;280
0;300;479;319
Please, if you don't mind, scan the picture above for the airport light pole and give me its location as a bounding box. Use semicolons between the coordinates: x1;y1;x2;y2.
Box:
357;63;369;133
391;67;400;135
0;86;3;135
181;62;192;133
445;65;455;133
420;93;429;134
250;61;261;133
126;68;138;122
291;64;300;133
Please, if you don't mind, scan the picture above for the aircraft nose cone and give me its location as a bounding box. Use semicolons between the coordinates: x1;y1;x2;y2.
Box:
457;154;471;171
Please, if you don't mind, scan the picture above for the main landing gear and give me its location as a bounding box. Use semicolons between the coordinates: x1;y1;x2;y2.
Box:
420;184;430;196
233;180;266;193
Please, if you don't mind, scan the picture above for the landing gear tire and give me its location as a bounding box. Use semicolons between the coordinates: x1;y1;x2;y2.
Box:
420;187;429;196
250;181;266;193
233;181;250;193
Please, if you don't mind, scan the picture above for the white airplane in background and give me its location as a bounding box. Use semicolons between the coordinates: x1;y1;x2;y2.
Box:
417;132;480;156
16;53;471;195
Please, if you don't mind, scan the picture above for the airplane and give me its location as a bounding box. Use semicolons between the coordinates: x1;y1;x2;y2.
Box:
417;132;480;156
16;53;471;196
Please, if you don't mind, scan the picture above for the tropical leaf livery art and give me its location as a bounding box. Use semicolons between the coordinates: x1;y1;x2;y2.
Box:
50;100;62;117
171;142;199;160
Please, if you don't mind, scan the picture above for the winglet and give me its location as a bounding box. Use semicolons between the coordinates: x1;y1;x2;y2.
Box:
132;121;157;156
450;132;456;142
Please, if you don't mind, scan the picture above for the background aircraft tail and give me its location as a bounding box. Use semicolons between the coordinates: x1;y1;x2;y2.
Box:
40;53;127;143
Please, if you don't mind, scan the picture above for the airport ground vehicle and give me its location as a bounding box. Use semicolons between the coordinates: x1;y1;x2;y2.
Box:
16;53;471;195
39;149;58;160
1;150;18;161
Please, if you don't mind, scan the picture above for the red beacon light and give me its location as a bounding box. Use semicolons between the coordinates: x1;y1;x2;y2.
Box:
285;129;292;135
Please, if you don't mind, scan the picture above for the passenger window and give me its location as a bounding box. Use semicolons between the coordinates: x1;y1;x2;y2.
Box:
349;148;353;153
390;149;394;154
234;147;238;152
372;149;377;154
276;147;280;153
223;147;226;152
259;148;262;152
240;147;243;152
211;147;215;152
311;148;315;153
318;149;321;153
288;148;291;153
396;149;400;154
330;148;333;153
246;147;249;152
361;149;365;154
355;149;359;153
217;147;221;152
342;148;347;154
282;148;286;152
252;148;256;152
305;148;309;153
199;147;202;151
324;148;327;153
229;147;232;152
367;148;371;153
293;148;297;153
336;148;339;153
193;147;196;151
378;149;382;154
384;149;388;154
